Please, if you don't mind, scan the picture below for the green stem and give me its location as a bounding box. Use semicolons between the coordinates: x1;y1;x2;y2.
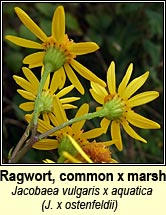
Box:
9;64;54;163
32;63;54;125
38;108;105;140
57;156;66;163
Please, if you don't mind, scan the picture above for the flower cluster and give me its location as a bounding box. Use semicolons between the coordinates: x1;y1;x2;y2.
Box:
5;5;160;163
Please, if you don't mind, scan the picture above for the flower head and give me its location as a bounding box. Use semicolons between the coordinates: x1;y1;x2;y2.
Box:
13;67;79;120
25;96;118;163
73;141;118;163
43;136;118;164
90;61;160;151
5;6;106;94
58;135;118;163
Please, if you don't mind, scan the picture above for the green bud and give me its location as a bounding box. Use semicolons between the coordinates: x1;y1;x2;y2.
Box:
102;97;124;120
38;90;53;113
57;135;77;163
43;47;66;72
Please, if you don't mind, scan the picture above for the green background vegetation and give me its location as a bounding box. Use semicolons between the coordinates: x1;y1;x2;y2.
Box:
2;2;163;164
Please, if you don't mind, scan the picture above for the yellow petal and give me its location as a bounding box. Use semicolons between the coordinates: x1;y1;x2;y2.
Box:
54;67;66;89
52;6;65;43
107;61;116;94
70;59;106;87
121;71;149;99
100;118;110;133
91;81;107;97
98;140;119;147
22;67;39;93
71;103;89;132
53;96;68;124
48;113;59;127
60;97;80;104
37;118;54;135
121;120;147;143
14;7;47;42
13;75;36;94
64;63;84;94
118;63;133;96
111;121;123;151
62;104;77;109
5;35;43;49
33;139;58;150
43;159;55;163
56;85;74;98
17;89;35;101
68;42;99;55
23;52;45;68
96;106;102;111
126;111;161;129
127;91;159;107
43;73;50;91
24;113;32;123
19;102;34;111
49;72;59;94
81;128;104;139
62;151;83;163
42;113;50;125
110;158;119;163
67;135;93;163
89;89;104;104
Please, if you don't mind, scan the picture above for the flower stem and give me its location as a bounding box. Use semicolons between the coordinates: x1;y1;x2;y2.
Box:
38;108;105;140
32;63;54;125
8;124;31;163
9;124;38;163
9;63;54;163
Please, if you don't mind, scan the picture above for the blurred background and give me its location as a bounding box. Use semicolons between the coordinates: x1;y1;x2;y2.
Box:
2;2;164;164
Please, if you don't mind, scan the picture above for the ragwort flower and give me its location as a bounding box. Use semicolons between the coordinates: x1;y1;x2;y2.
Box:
58;135;118;163
25;96;118;163
13;67;79;120
5;6;106;94
90;61;160;151
43;136;118;164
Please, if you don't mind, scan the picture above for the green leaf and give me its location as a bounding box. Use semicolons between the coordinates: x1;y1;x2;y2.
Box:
86;14;98;31
143;39;161;66
35;2;57;18
13;94;27;120
66;12;81;33
146;9;163;37
19;25;38;41
39;18;51;36
5;50;23;73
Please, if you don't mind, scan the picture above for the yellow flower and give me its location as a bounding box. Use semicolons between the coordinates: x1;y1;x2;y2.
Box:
25;96;118;163
5;6;106;94
90;61;160;151
71;141;118;163
43;136;118;164
13;67;79;120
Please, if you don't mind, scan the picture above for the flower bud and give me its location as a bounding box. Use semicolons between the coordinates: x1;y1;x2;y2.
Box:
43;47;66;72
102;95;125;120
38;90;53;113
